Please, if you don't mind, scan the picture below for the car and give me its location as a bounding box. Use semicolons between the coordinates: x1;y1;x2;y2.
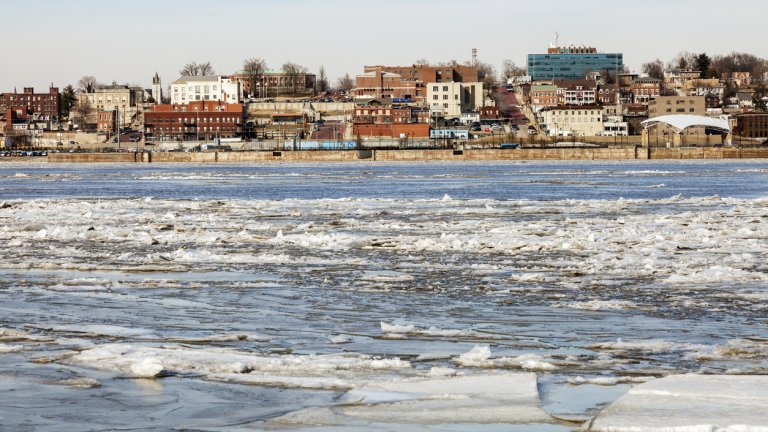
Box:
129;136;141;142
511;124;519;130
491;124;501;131
471;126;482;131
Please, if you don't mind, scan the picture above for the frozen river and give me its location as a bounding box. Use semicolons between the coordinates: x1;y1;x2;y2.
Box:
1;160;767;431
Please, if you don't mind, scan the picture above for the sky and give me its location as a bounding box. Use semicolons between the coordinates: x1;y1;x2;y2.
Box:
3;0;767;91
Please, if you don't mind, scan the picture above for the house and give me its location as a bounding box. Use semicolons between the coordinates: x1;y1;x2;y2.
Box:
529;84;558;109
629;77;661;104
554;79;596;106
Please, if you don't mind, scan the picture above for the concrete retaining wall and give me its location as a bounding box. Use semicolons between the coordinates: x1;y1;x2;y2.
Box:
48;153;139;163
45;147;768;163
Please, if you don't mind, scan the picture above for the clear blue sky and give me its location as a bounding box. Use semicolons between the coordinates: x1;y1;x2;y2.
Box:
4;0;766;91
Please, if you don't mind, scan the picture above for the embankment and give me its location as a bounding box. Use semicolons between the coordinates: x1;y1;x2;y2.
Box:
46;147;768;163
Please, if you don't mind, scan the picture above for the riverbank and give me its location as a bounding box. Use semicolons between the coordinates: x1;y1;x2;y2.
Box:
45;146;768;163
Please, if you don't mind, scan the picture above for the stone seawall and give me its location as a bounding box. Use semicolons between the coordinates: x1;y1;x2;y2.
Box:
45;147;768;163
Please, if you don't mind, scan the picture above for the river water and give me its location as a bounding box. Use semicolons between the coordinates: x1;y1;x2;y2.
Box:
0;160;767;431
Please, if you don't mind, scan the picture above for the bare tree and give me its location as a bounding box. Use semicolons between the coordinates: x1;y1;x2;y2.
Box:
711;52;768;83
180;61;214;76
476;61;496;89
335;73;354;93
642;59;665;80
78;76;98;93
415;58;429;66
500;60;527;82
316;65;330;94
242;57;267;97
669;51;698;71
74;98;94;131
282;62;308;95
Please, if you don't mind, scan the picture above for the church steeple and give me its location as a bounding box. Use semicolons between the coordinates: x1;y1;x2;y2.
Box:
151;73;162;103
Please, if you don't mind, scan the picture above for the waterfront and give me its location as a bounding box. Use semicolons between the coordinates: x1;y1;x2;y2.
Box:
1;161;767;430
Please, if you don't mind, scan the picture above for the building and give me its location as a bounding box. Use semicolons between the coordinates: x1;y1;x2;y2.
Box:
0;87;60;120
144;100;243;142
352;98;429;138
540;105;605;137
684;79;724;98
664;70;701;90
364;64;478;84
724;71;751;87
527;45;623;81
529;84;558;109
426;82;483;118
96;109;116;135
648;96;706;117
629;77;661;104
79;83;136;111
554;79;597;105
170;76;242;105
355;69;421;100
152;73;163;103
231;70;316;98
733;112;768;139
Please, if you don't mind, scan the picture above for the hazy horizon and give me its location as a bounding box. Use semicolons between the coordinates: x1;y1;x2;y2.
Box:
4;0;767;91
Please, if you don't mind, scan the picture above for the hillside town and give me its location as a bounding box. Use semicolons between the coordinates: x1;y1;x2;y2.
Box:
3;41;768;155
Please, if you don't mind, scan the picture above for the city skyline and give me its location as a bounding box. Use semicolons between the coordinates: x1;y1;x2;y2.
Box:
4;0;768;90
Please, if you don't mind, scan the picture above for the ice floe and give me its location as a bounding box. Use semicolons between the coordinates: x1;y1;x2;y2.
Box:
589;374;768;431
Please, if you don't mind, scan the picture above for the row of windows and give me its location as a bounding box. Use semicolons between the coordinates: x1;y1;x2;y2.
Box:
150;126;237;132
147;117;241;123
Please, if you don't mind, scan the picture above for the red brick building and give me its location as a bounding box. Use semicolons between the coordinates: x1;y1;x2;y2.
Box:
353;98;429;138
97;110;116;134
364;65;478;83
629;77;661;104
355;70;422;100
0;87;60;119
144;100;243;142
733;112;768;139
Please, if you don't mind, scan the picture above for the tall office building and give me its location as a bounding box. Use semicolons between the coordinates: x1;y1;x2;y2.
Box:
528;45;623;81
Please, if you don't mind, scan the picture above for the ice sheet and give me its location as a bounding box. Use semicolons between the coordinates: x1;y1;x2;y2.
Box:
588;374;768;431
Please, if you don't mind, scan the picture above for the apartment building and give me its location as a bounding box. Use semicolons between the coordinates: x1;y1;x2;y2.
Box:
540;105;605;137
630;77;661;104
648;96;706;117
170;76;242;105
555;79;596;105
426;82;483;118
0;87;60;120
144;100;243;142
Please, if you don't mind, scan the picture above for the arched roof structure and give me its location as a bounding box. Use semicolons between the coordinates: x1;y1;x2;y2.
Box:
641;115;730;134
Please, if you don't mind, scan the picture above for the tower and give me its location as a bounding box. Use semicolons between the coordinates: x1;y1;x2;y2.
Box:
152;73;162;104
471;48;477;67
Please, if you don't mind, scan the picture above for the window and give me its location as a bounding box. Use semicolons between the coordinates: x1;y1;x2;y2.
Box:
432;86;438;91
433;95;438;100
443;86;448;91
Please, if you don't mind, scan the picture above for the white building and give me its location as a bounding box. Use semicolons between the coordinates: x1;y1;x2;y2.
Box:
426;82;483;119
170;75;242;105
541;105;604;137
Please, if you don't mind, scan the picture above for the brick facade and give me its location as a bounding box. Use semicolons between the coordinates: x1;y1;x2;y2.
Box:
144;100;243;142
0;87;60;119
